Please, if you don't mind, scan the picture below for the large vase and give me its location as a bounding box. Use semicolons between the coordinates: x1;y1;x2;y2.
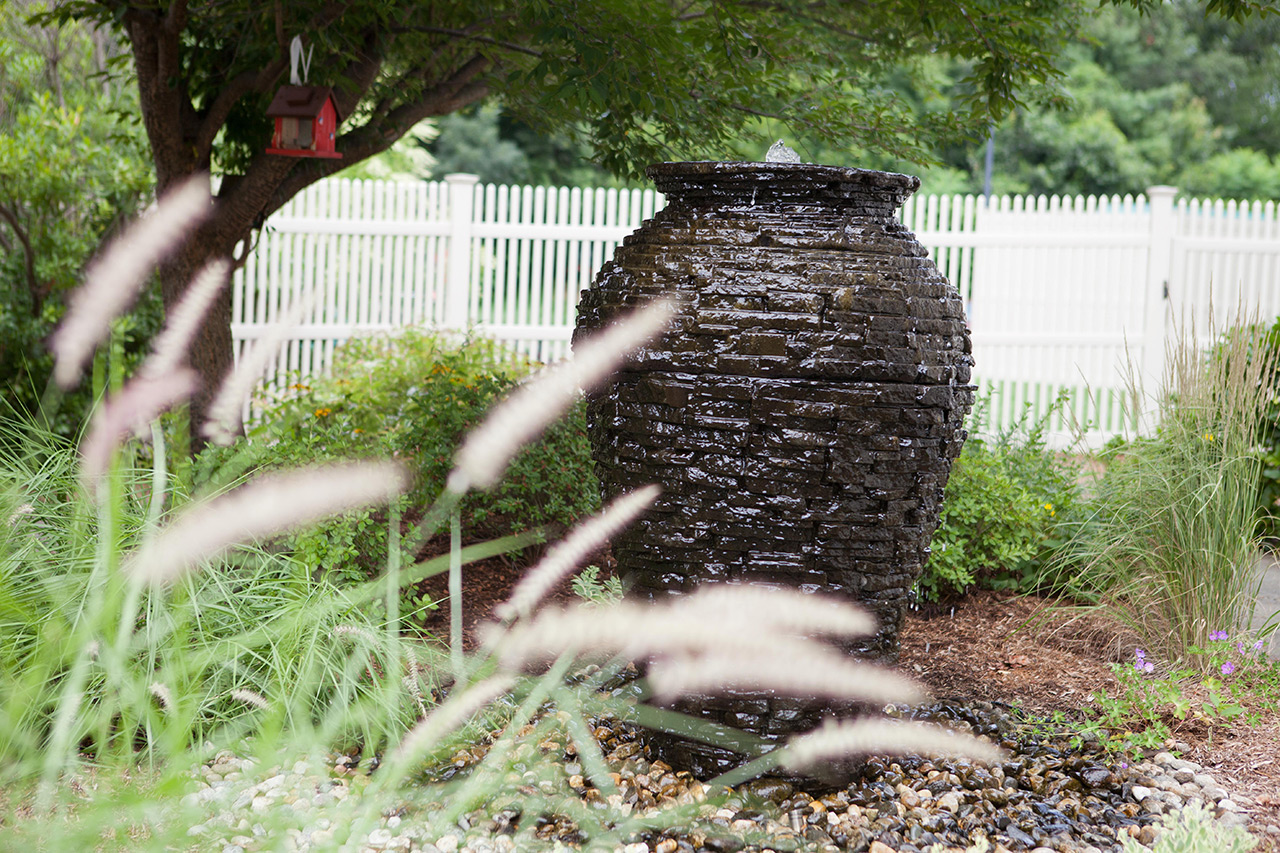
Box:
573;161;974;775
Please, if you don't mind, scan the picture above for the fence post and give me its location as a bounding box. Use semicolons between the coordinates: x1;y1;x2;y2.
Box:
1138;185;1178;434
444;173;480;331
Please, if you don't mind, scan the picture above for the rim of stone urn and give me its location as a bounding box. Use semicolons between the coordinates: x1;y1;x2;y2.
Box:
646;160;922;207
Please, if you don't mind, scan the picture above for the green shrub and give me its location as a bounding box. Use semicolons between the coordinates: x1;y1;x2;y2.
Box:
0;47;155;437
920;395;1080;602
1118;801;1257;853
196;330;600;619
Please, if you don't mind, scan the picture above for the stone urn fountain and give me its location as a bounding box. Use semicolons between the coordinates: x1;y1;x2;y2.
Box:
573;158;974;775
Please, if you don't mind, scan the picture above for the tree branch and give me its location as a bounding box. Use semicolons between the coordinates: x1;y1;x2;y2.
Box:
331;30;386;118
0;203;46;317
162;0;188;36
388;25;541;57
194;62;288;162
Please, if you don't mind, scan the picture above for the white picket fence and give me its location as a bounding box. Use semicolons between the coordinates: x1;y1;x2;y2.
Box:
232;174;1280;445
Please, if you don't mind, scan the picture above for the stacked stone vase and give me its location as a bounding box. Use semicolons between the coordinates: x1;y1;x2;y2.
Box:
573;161;974;776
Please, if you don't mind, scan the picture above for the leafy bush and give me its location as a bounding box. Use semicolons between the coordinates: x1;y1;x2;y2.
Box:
919;395;1079;601
0;28;155;436
197;330;600;618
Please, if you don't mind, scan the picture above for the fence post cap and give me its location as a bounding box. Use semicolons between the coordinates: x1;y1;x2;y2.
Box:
444;173;481;185
1146;185;1179;199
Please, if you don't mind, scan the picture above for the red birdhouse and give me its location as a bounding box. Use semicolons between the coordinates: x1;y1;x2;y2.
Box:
266;85;342;159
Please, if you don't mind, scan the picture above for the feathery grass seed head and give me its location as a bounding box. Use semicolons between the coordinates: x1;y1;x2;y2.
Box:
672;585;876;639
496;484;659;622
331;624;378;644
449;300;672;492
783;718;1005;772
80;370;198;486
128;461;407;584
387;675;515;771
148;682;174;714
140;258;230;380
204;293;314;445
230;689;270;711
646;647;926;705
51;176;211;388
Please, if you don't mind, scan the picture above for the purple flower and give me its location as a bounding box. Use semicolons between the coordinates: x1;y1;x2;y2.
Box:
1254;640;1265;653
1143;661;1154;674
1221;661;1236;676
1134;648;1146;660
1237;641;1247;655
1209;630;1228;641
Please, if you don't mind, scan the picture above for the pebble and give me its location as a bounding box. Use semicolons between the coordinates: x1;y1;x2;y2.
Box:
171;703;1258;853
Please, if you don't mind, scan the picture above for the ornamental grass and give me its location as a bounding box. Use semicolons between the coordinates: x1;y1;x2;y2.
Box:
1051;311;1280;670
0;177;1000;850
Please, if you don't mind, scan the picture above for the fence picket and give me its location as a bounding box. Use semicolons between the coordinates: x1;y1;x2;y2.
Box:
231;175;1280;446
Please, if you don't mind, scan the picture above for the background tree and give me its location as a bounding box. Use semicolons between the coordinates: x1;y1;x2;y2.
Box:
426;104;620;187
37;0;1274;441
871;1;1280;198
0;0;153;434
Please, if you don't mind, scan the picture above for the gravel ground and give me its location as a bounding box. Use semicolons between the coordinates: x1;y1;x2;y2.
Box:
179;702;1264;853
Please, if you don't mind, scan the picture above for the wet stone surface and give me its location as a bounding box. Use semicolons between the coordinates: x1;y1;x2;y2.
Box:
574;161;974;773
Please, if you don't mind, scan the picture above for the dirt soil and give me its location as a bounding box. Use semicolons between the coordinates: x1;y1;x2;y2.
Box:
421;549;1280;843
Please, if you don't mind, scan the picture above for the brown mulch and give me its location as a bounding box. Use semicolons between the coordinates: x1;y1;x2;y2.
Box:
901;591;1280;840
411;537;617;648
425;549;1280;841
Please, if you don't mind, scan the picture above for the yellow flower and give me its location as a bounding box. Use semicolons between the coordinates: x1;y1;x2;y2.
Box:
1044;502;1055;517
1203;432;1215;442
290;383;311;391
314;408;331;418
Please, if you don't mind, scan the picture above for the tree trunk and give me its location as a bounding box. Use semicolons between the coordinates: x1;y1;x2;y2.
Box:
160;234;236;451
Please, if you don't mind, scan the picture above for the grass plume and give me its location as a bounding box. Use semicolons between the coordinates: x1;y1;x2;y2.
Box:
449;300;672;492
783;718;1004;772
50;176;210;388
80;370;197;485
384;675;515;774
139;258;230;380
495;484;659;622
203;293;313;445
646;647;926;705
127;461;407;584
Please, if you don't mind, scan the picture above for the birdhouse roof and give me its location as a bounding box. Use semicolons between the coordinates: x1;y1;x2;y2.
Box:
266;85;340;121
